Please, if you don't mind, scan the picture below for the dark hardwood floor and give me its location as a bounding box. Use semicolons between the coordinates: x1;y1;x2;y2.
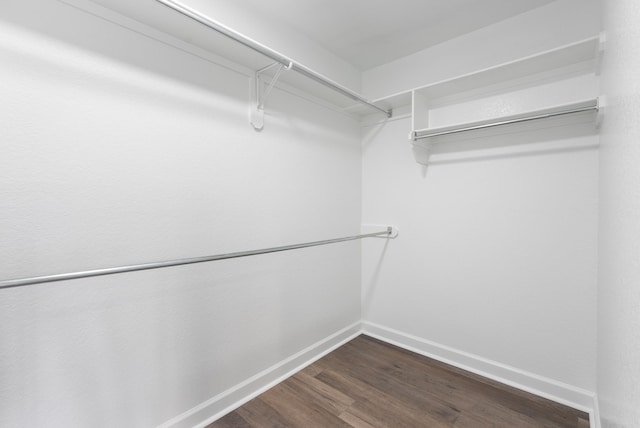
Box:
209;335;590;427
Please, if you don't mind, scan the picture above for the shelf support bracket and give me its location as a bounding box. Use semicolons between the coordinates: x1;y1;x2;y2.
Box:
251;61;292;130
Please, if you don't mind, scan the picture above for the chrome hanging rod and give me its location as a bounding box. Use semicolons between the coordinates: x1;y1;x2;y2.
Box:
0;228;393;290
413;100;599;141
155;0;392;118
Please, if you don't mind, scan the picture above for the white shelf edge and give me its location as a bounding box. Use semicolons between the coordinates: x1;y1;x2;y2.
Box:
416;36;599;97
370;35;600;110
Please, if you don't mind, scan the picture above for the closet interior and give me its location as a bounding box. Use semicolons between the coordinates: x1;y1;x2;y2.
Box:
1;0;638;427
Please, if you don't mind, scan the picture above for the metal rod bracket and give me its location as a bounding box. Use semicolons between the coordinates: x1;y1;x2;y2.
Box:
251;62;291;130
155;0;390;119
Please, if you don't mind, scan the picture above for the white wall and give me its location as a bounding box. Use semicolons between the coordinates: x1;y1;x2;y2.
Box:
361;1;600;410
0;1;361;426
362;0;600;100
598;1;640;426
361;114;599;394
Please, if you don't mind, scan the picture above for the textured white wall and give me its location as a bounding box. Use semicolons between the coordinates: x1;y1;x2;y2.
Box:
0;1;361;427
361;1;601;401
362;113;599;392
598;1;640;426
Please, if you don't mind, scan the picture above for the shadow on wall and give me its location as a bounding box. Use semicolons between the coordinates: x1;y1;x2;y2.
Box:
362;238;390;319
0;1;250;112
360;117;394;150
412;115;599;176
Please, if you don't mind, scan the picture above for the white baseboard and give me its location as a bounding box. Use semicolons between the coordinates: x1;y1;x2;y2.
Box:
591;394;601;428
362;321;597;417
159;321;599;428
157;322;362;428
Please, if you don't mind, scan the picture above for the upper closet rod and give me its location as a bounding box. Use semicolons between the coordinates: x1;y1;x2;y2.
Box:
413;100;599;141
155;0;392;118
0;227;393;290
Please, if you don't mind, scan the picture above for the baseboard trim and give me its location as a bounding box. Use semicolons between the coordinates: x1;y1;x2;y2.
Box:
362;321;596;415
159;321;598;428
591;394;601;428
157;322;362;428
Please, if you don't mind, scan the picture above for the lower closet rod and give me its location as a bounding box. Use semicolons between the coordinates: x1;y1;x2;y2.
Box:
0;227;393;290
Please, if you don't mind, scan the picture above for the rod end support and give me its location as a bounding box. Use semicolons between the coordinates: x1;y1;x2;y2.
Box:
362;224;399;239
250;107;264;131
386;225;399;238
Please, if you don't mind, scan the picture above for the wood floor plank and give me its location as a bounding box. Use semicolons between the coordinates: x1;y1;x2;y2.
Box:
291;371;355;409
235;398;290;428
208;335;590;428
259;381;352;427
209;411;251;428
280;375;351;416
316;361;463;424
577;416;591;428
338;410;378;428
299;363;324;377
314;341;466;422
316;368;452;428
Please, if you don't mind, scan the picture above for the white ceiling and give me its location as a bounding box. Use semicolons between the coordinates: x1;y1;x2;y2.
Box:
238;0;556;70
83;0;557;75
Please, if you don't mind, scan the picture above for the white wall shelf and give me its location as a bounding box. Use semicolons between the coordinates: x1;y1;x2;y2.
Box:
412;37;600;104
354;36;602;119
363;35;603;163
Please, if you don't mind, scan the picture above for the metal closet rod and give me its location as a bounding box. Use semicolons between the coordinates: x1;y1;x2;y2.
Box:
155;0;391;118
413;102;599;141
0;227;393;290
